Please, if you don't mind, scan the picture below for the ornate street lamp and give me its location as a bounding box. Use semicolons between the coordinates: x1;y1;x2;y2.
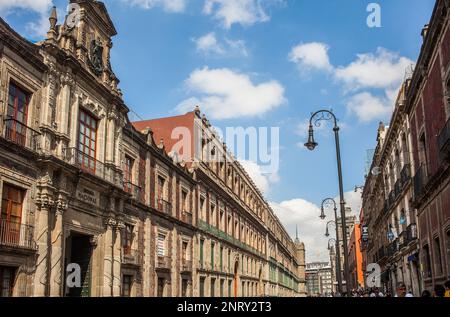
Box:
305;110;351;296
327;238;336;251
325;220;335;238
321;198;343;295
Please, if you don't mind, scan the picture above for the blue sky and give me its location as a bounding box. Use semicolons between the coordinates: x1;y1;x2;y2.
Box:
1;0;435;261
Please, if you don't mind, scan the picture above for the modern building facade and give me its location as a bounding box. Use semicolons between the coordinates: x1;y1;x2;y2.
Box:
305;262;333;297
0;0;306;297
406;0;450;292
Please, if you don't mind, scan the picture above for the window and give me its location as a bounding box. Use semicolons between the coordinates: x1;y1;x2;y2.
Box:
199;239;204;268
211;242;215;269
423;244;432;278
181;190;188;212
434;237;443;275
78;110;98;172
220;246;223;271
200;197;205;220
122;275;132;297
182;241;189;261
122;224;133;255
210;204;216;226
210;278;216;297
0;267;15;297
124;156;134;192
157;176;166;201
157;234;166;257
181;279;188;297
157;278;165;297
228;280;232;297
6;83;30;146
199;277;205;297
220;279;224;297
228;250;231;273
1;184;25;244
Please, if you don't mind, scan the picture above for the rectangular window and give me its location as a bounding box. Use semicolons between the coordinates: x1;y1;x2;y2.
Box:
0;267;15;297
434;237;443;275
182;241;189;261
211;242;215;270
210;204;216;226
1;184;25;245
124;156;134;192
6;83;30;146
228;280;232;297
220;246;223;271
122;275;132;297
157;176;166;200
210;278;215;297
199;277;205;297
228;250;231;273
122;224;133;255
199;239;204;268
181;190;188;212
200;197;205;220
78;110;98;172
181;279;188;297
220;279;224;297
157;278;165;297
157;234;166;257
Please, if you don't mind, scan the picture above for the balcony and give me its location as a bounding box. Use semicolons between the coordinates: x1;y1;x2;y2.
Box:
400;164;411;187
398;231;407;249
0;219;36;251
124;182;144;203
394;180;402;199
406;223;418;243
438;117;450;161
388;239;399;256
3;118;40;152
181;211;193;225
181;259;192;272
156;256;171;270
388;190;395;208
122;248;140;266
157;199;172;215
63;148;122;186
413;165;428;202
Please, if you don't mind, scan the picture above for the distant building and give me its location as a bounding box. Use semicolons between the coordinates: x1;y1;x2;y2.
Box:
306;262;333;296
348;223;364;290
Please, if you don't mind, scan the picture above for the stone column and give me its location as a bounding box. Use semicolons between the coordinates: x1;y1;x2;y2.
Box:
49;194;68;296
34;189;54;296
112;221;124;296
103;218;116;297
105;112;117;164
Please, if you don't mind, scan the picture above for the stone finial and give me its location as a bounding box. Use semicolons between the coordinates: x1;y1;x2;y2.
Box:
49;6;57;30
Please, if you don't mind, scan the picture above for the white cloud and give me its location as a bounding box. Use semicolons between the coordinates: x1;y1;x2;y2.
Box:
175;67;286;120
123;0;187;12
203;0;274;29
335;47;414;91
0;0;54;38
288;42;333;72
345;92;394;123
240;160;279;194
193;33;249;57
0;0;52;14
193;32;225;55
270;190;361;263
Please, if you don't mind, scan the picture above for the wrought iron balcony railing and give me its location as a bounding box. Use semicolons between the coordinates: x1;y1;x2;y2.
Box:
398;231;407;249
3;118;40;152
156;256;171;270
181;211;193;225
123;182;144;203
157;199;172;215
394;180;402;199
406;223;418;243
388;190;395;207
400;164;411;187
438;117;450;161
181;259;193;272
0;219;36;250
388;239;399;256
413;165;428;202
63;148;122;186
122;248;140;266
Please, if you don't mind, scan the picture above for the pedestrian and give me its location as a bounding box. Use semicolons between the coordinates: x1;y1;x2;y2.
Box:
395;282;407;297
433;284;446;297
421;290;431;297
445;281;450;298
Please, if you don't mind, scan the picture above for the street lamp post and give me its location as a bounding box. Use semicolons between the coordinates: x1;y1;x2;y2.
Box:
327;238;341;295
321;199;343;294
305;110;351;296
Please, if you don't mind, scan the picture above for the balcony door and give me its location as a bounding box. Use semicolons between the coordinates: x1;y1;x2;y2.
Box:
6;83;29;146
1;184;25;245
78;110;98;173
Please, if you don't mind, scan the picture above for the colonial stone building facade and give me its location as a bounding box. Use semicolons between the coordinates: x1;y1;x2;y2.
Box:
361;82;422;296
0;0;306;297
